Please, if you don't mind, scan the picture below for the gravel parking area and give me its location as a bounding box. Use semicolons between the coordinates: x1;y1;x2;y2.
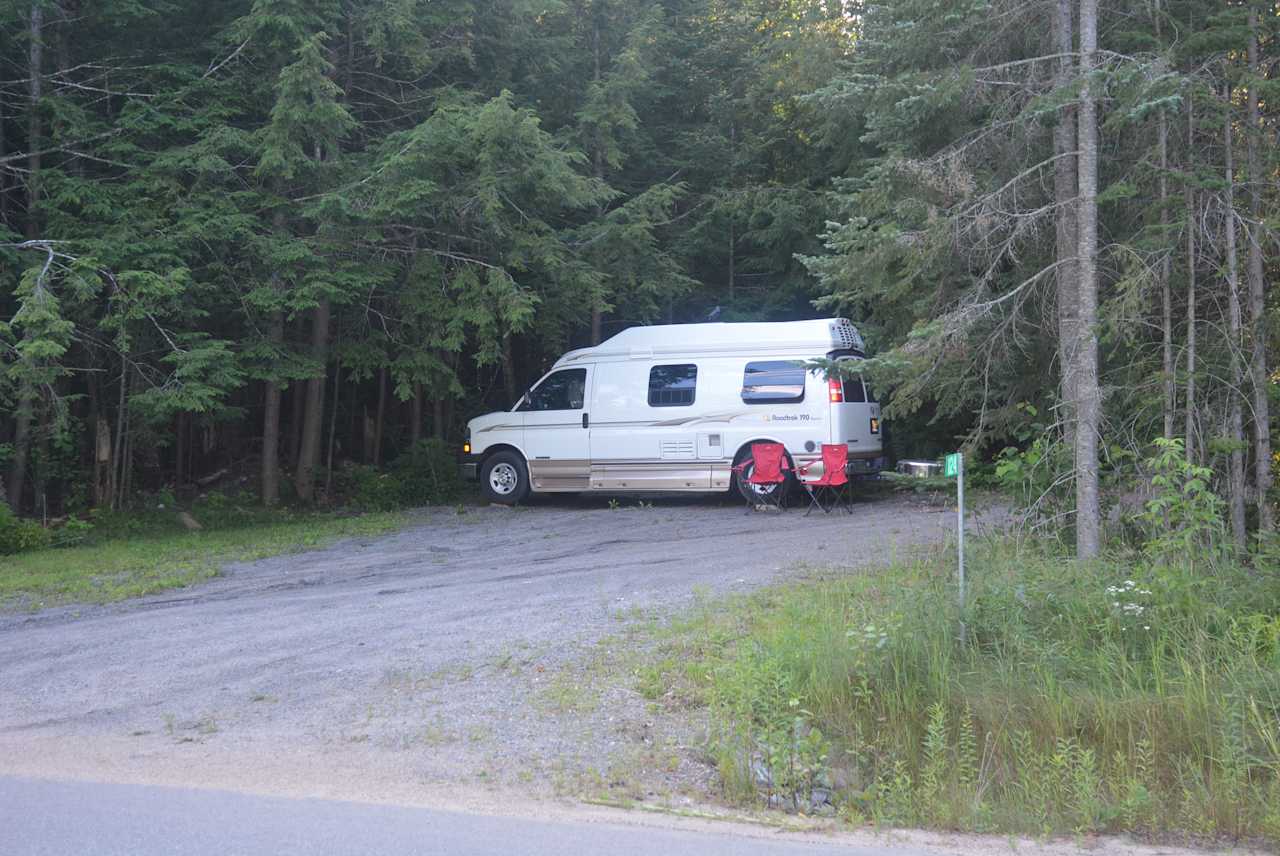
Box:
0;490;969;806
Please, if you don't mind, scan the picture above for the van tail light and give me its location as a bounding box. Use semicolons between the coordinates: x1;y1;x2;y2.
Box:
828;379;844;403
870;417;880;434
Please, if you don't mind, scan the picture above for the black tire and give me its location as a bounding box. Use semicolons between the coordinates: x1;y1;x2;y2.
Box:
732;446;793;504
480;450;530;505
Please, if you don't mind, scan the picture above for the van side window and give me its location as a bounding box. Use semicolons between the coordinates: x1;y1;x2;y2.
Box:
741;361;806;404
648;364;697;407
519;368;587;411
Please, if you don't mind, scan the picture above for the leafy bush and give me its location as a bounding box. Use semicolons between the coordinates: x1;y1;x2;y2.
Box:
48;517;94;548
0;503;51;554
345;439;464;511
1139;437;1227;566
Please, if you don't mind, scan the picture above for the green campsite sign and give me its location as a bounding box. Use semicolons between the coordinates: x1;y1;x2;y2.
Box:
944;452;961;478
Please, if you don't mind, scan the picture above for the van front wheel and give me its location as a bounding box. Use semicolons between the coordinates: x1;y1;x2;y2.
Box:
481;451;530;505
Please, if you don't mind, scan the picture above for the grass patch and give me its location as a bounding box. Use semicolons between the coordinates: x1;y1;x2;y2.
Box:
0;511;405;608
646;540;1280;843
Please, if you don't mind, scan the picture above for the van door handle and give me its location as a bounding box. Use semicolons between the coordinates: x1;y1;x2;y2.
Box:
582;413;589;429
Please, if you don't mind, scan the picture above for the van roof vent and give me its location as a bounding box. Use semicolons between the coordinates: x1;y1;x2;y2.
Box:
830;319;865;352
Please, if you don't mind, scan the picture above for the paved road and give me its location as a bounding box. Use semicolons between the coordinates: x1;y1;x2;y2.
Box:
0;775;907;856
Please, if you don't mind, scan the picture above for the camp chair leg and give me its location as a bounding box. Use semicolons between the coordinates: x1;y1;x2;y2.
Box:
803;485;821;516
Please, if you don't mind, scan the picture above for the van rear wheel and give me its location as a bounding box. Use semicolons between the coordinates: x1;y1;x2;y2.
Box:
481;451;529;505
732;447;793;504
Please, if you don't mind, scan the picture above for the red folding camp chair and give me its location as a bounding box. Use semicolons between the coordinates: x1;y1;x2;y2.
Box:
732;442;791;512
797;444;852;515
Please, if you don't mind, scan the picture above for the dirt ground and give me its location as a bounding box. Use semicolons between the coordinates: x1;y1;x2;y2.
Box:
0;490;974;809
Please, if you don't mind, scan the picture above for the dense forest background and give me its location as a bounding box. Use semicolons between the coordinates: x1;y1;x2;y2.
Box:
0;0;1276;555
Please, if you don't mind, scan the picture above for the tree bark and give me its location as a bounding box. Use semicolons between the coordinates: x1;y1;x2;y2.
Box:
0;62;7;224
324;352;343;501
93;416;110;507
1073;0;1102;559
1159;108;1174;440
288;374;305;466
372;367;387;467
111;360;129;510
294;300;330;503
261;310;284;505
174;412;186;489
6;383;33;512
501;333;518;407
1184;106;1197;464
33;403;48;521
25;3;42;240
411;382;423;448
589;20;605;346
1223;92;1247;551
1246;8;1274;533
1052;0;1078;451
1156;0;1173;440
432;397;444;440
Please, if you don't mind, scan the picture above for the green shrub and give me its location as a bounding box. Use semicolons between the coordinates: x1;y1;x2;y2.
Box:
346;439;464;511
0;503;52;554
48;517;94;548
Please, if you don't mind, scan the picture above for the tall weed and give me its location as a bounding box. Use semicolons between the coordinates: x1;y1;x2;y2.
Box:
679;536;1280;841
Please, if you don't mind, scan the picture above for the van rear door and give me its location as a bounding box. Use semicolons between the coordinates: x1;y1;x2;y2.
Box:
830;356;881;457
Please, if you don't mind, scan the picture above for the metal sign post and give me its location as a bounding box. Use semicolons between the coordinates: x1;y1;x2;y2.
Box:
944;452;965;640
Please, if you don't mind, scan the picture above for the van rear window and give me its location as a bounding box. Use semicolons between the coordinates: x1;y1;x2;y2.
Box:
742;361;806;404
649;364;697;407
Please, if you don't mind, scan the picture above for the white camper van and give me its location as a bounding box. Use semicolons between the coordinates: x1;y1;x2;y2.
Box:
460;318;884;504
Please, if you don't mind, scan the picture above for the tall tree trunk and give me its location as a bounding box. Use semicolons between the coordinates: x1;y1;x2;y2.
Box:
324;352;343;501
294;300;330;503
261;311;284;505
1073;0;1102;559
501;334;517;407
589;21;605;346
1159;109;1174;439
1052;0;1078;451
372;366;387;467
93;415;110;507
1156;0;1174;439
728;122;736;304
1246;8;1273;533
174;412;186;489
7;4;45;509
6;383;33;512
111;360;129;510
33;403;48;521
289;375;305;466
432;397;444;440
411;382;423;449
1184;106;1198;464
25;3;42;240
1223;94;1247;550
0;65;7;224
